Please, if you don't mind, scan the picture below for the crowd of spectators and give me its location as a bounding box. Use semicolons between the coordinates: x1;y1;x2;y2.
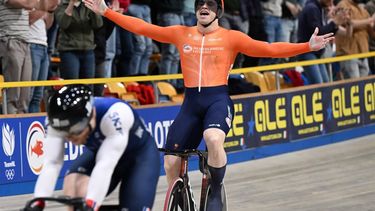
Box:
1;0;375;114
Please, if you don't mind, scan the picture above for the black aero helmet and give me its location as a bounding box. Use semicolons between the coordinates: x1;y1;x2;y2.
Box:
194;0;224;18
47;84;94;134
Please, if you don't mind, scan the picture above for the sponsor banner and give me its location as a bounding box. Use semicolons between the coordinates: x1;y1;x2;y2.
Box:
225;99;249;152
137;105;180;149
324;81;363;133
0;117;84;186
1;119;20;184
361;79;375;124
2;76;375;195
245;94;289;146
288;88;326;140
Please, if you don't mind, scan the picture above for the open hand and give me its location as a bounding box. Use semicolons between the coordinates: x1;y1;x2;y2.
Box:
109;0;124;13
309;27;335;51
83;0;108;15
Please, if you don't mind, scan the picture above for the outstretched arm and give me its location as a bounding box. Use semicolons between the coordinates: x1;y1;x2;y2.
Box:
83;0;178;43
234;27;334;58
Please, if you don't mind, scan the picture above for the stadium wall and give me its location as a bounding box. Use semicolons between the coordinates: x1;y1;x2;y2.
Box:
1;76;375;196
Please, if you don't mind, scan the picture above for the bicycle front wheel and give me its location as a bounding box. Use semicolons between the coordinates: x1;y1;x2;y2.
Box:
203;182;228;211
164;178;194;211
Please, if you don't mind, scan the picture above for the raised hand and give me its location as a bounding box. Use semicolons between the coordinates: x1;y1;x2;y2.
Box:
83;0;108;15
309;27;335;51
109;0;124;13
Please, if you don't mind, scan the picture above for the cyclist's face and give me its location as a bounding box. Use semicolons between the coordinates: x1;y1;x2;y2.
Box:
195;0;218;24
66;109;96;145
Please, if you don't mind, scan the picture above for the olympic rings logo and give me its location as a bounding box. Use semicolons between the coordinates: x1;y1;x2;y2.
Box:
5;169;15;180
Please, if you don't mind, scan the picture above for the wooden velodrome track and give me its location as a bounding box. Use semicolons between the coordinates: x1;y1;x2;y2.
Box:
1;134;375;211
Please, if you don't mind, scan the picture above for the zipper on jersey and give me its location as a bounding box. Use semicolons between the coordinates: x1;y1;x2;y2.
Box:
199;34;206;92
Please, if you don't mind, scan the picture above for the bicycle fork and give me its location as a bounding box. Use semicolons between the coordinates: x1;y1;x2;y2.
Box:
181;157;198;211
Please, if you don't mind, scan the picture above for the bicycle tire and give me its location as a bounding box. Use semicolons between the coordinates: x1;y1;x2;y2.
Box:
164;178;193;211
202;183;228;211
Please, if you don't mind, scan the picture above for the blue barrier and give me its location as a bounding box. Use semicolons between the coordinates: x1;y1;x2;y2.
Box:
1;77;375;196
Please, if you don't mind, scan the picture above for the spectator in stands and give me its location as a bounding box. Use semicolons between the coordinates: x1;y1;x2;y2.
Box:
336;0;375;79
260;0;284;65
29;0;60;113
298;0;349;84
156;0;184;87
0;0;49;114
281;0;303;44
94;0;122;96
126;0;153;76
220;0;249;68
46;19;60;79
242;0;268;68
366;0;375;75
55;0;103;84
106;0;129;77
183;0;197;26
115;0;134;77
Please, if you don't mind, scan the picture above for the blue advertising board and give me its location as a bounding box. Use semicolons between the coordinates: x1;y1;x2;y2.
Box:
1;76;375;196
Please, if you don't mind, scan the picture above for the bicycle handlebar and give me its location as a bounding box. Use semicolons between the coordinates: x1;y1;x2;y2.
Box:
22;196;86;210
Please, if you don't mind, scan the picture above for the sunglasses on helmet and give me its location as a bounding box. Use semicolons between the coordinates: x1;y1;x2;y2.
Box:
195;0;219;12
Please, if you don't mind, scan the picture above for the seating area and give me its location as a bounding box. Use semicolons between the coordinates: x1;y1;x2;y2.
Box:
156;81;184;103
103;81;184;106
104;82;140;106
245;71;294;93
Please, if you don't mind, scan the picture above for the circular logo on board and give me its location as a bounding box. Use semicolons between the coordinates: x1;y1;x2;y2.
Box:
26;121;46;175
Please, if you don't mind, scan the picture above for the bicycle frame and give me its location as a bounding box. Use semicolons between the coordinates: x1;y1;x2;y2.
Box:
160;148;211;211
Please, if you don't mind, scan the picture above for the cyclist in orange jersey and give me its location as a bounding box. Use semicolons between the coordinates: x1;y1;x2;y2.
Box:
84;0;334;210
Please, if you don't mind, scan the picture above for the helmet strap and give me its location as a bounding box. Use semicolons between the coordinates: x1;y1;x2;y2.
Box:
201;16;218;28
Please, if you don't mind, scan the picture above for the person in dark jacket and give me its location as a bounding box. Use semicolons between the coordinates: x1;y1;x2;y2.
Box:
55;0;103;84
126;0;153;76
220;0;249;68
93;0;122;96
242;0;268;67
297;0;349;84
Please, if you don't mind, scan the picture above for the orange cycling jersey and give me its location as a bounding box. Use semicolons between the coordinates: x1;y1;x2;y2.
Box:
105;9;310;88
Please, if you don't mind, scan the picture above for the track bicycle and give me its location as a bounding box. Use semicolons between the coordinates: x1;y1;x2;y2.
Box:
159;148;228;211
21;196;119;211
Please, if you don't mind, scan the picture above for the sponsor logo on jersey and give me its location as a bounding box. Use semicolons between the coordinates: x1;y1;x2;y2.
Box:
26;121;46;175
208;37;222;42
109;112;123;135
208;124;221;128
183;44;193;53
